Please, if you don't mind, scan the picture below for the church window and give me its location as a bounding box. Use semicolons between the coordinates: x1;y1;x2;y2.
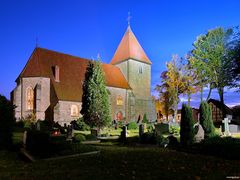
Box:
116;96;123;106
71;105;79;117
52;65;60;82
26;87;34;110
138;65;143;74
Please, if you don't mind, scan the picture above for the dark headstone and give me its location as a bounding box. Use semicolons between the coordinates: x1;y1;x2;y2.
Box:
36;120;41;131
91;128;99;137
67;125;74;140
155;123;169;135
120;126;127;142
139;124;144;137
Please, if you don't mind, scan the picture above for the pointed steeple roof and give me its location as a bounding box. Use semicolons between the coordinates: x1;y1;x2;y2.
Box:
110;26;151;65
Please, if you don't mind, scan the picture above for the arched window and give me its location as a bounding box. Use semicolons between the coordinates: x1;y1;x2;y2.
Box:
116;96;123;106
138;65;143;74
71;105;79;117
26;87;34;110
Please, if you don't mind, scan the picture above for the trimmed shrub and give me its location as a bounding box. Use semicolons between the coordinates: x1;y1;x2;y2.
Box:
127;122;138;130
180;104;195;146
74;134;86;142
199;101;215;138
169;125;180;135
0;95;15;149
198;136;240;159
143;114;148;124
75;118;90;131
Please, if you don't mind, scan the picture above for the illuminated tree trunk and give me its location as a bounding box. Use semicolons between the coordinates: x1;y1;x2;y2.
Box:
218;87;225;118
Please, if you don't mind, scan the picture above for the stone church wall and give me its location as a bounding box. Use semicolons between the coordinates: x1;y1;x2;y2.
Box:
13;77;51;120
54;101;82;126
116;61;128;80
116;59;155;122
107;86;128;121
128;59;151;100
12;83;21;120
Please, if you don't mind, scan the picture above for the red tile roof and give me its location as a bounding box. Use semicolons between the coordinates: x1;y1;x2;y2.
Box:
110;26;151;65
18;47;131;101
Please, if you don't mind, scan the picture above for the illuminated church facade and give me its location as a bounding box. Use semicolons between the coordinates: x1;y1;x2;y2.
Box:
11;25;156;125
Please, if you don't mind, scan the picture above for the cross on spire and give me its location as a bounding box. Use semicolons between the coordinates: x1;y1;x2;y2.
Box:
127;12;132;26
36;37;39;48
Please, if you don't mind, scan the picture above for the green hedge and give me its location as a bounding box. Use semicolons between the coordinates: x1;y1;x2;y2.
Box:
180;104;194;146
127;122;138;130
74;134;86;142
197;136;240;159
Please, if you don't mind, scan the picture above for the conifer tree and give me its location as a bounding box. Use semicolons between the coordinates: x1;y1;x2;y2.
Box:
180;104;194;146
199;101;215;138
81;59;111;130
0;95;15;149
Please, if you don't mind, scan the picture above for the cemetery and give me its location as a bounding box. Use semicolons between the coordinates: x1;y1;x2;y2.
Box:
1;1;240;179
1;81;240;179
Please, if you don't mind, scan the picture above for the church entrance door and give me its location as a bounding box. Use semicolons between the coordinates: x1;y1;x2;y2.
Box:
116;111;123;121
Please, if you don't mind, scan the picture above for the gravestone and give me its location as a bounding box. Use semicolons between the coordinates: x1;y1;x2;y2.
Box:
23;131;27;148
155;123;169;136
66;125;74;140
194;123;204;143
139;124;144;137
229;124;240;134
36;120;41;131
91;128;99;137
120;126;127;142
222;117;231;136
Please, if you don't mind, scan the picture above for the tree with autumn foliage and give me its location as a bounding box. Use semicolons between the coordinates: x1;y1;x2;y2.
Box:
155;92;173;121
161;55;186;122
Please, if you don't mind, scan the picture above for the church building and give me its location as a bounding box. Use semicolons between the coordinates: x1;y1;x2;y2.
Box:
11;25;156;125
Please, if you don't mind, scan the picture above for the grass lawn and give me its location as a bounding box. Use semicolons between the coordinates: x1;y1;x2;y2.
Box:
1;144;240;179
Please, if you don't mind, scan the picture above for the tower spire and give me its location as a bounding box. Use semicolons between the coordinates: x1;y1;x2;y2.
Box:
127;12;132;26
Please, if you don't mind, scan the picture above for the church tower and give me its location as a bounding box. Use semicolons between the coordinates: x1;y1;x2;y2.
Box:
110;25;155;121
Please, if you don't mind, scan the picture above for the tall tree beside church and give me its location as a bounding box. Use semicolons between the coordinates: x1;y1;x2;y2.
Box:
163;55;185;122
81;59;111;130
181;57;198;106
191;27;234;107
229;27;240;89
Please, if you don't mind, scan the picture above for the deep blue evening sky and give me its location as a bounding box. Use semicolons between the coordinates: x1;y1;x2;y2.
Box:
1;0;240;107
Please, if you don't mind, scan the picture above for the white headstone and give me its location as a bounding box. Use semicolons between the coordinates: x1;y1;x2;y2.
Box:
222;117;231;136
194;124;204;143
